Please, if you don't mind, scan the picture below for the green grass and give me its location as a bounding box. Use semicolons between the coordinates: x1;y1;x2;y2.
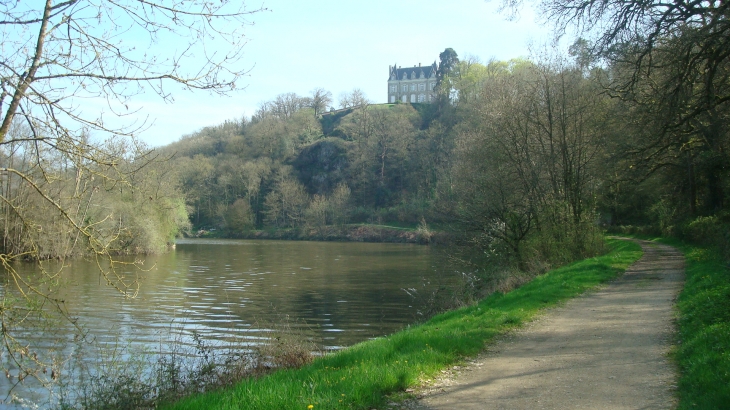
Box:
163;238;642;410
656;238;730;409
367;103;398;110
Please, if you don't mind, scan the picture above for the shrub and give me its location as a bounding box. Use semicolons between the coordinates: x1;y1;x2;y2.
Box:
681;215;730;260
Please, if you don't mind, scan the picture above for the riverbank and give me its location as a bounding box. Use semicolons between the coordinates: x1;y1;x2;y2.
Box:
162;238;643;410
193;223;446;244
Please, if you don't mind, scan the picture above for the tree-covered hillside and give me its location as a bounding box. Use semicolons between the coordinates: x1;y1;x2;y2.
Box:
163;92;448;234
167;45;730;270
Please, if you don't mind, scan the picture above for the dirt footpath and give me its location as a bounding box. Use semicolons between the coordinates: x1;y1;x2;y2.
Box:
408;240;684;410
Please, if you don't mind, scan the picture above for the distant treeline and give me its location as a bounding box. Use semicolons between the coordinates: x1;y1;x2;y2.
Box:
8;42;718;271
163;46;730;270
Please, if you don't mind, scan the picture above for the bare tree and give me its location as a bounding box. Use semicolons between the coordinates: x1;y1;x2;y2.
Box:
308;87;333;116
338;88;370;109
272;93;308;119
0;0;263;393
1;0;264;142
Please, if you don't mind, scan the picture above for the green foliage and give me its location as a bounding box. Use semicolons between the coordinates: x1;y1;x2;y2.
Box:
162;238;641;410
523;208;606;271
319;108;354;136
681;215;730;259
110;159;192;254
435;47;460;96
649;198;679;237
543;0;730;222
446;56;606;270
662;239;730;409
226;198;255;233
293;138;351;195
165;47;728;279
264;169;309;228
167;96;442;235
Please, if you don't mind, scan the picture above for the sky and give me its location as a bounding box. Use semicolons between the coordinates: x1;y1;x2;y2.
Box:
134;0;552;147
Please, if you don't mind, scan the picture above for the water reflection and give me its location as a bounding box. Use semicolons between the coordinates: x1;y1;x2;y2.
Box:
1;239;457;406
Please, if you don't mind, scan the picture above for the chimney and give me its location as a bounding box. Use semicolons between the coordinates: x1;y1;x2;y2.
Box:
419;63;421;67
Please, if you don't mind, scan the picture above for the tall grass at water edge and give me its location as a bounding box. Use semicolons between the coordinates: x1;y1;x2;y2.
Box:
163;238;642;410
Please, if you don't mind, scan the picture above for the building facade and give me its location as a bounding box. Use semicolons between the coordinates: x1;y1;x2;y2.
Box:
387;62;438;104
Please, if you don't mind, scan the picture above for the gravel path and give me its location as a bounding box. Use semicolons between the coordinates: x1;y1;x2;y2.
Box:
408;240;683;410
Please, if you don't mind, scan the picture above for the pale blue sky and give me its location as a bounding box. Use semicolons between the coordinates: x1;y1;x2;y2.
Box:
135;0;550;147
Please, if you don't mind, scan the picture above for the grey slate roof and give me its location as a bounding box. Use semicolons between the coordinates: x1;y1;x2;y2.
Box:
389;63;438;80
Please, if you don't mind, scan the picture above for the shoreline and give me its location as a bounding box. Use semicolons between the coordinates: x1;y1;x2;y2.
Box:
161;238;645;409
190;224;448;245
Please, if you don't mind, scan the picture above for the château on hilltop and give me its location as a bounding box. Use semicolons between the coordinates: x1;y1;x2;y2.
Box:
387;62;438;103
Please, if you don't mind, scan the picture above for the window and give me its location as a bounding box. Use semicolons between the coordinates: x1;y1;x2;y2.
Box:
402;84;408;92
401;95;407;103
390;95;395;103
418;94;426;103
429;82;435;90
418;83;425;91
410;84;415;91
410;94;416;103
390;85;396;92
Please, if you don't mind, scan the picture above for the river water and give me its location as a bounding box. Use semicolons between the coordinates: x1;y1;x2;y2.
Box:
0;238;459;407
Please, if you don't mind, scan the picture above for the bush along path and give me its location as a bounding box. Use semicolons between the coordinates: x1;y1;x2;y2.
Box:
411;240;684;409
163;238;643;410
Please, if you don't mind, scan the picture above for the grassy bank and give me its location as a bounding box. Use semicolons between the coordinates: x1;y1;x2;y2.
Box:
658;238;730;409
163;238;642;410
